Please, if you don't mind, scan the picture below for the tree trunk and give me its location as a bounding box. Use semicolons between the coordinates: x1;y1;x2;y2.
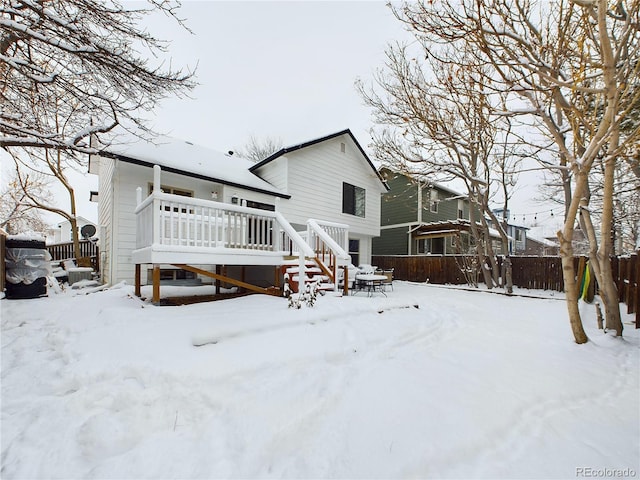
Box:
469;201;494;289
503;256;513;294
558;230;589;344
559;173;589;344
598;149;623;335
594;0;623;336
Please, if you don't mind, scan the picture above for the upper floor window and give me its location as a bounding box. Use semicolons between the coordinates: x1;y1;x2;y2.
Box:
458;199;465;219
430;190;438;213
515;229;523;241
342;182;365;217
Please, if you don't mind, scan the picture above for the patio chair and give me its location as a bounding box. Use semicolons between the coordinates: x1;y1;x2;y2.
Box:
382;269;394;291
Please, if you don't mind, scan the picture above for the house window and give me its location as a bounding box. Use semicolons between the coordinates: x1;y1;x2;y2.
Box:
416;238;428;254
148;184;193;198
348;239;360;266
245;200;275;211
430;191;438;213
147;267;196;283
148;184;194;213
515;229;523;241
342;182;366;217
458;199;465;219
340;142;346;153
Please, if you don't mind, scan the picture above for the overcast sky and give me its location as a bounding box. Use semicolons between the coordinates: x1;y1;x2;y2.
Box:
3;1;558;234
145;1;408;152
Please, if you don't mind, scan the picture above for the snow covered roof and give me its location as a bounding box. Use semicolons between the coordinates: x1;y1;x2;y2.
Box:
56;216;95;228
250;129;389;191
410;220;503;239
100;134;290;199
380;167;466;198
527;235;559;247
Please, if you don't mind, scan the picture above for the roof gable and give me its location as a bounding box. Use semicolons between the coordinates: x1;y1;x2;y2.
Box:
250;129;389;191
380;167;466;198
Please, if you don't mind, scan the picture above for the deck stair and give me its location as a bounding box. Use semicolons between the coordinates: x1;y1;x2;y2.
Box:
282;260;336;293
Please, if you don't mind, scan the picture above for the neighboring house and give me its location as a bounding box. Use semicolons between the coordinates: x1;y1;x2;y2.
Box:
373;168;478;256
89;129;388;298
523;235;560;256
46;216;97;245
489;209;529;255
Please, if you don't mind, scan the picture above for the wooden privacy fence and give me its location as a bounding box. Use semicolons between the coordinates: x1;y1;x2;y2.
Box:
47;240;99;271
373;255;569;289
372;254;639;327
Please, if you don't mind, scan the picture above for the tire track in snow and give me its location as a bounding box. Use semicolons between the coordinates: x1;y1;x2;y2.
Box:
423;340;639;478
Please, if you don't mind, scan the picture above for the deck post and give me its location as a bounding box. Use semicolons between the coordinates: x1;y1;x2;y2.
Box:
135;264;141;297
343;265;349;296
215;265;221;295
152;264;160;304
152;165;162;245
298;253;306;295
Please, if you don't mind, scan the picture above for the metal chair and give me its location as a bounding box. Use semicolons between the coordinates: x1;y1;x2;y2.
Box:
382;269;394;291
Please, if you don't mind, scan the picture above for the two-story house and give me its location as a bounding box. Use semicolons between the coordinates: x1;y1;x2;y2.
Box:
89;129;388;300
373;168;479;256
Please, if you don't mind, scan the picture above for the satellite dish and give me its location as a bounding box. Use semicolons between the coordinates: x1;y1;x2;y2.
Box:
81;224;96;239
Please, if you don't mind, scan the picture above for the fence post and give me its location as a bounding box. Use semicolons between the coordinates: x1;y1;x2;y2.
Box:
0;233;5;294
634;251;639;329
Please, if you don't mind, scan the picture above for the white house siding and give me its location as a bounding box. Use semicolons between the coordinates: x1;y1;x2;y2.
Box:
95;154;116;285
254;156;288;192
255;135;385;264
106;161;281;285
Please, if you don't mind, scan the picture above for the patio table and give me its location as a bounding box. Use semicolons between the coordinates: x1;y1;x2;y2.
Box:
353;274;387;297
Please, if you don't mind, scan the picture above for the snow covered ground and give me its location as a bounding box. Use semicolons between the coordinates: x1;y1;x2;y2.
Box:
1;281;638;479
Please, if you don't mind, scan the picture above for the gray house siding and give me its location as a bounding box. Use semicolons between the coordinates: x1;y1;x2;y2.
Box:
380;173;419;225
373;226;409;255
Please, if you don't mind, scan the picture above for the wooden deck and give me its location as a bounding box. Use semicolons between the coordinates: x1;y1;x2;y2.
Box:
133;166;352;303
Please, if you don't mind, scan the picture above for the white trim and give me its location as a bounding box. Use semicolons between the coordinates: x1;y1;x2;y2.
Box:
381;222;416;230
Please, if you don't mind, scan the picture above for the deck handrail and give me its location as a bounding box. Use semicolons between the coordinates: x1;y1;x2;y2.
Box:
307;219;351;290
135;190;313;254
307;219;350;261
276;212;315;258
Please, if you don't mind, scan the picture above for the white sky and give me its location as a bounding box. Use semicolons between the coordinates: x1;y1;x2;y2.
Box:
2;0;559;234
144;1;408;151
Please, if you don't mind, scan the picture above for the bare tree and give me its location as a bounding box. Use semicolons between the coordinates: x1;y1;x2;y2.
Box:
357;44;523;291
0;171;50;235
2;0;196;264
12;146;87;262
385;0;639;343
236;136;284;162
1;0;196;155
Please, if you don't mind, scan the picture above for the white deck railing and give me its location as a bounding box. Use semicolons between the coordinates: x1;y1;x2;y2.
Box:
135;190;312;256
